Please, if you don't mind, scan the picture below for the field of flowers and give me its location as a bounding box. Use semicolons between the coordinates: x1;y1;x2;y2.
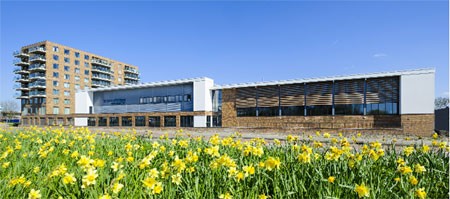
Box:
0;126;448;199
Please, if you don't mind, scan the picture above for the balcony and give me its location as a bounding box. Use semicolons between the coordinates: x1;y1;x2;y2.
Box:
29;81;46;89
91;58;112;67
124;74;140;81
13;51;29;58
29;64;46;72
92;67;114;74
29;91;46;98
16;87;30;91
15;76;30;83
16;95;29;99
29;46;46;54
124;67;139;74
13;59;29;66
29;73;46;80
91;75;112;82
13;68;30;74
29;55;46;62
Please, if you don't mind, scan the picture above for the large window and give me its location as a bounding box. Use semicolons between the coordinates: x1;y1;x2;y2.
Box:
334;80;365;115
164;116;176;127
98;117;107;126
180;116;193;127
122;117;132;126
366;77;399;115
88;117;96;126
109;117;119;126
149;116;160;127
135;116;145;126
233;77;399;117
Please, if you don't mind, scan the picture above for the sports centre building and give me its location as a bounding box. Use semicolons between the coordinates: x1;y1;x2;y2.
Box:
22;68;435;136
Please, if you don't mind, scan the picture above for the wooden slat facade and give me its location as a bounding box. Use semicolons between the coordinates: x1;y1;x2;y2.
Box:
334;80;365;105
305;82;333;106
280;84;305;106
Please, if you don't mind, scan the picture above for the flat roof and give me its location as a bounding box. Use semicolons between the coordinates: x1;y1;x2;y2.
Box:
213;68;435;89
84;77;212;92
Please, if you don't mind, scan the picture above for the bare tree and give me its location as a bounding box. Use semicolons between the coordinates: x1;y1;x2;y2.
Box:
0;100;19;122
435;97;449;110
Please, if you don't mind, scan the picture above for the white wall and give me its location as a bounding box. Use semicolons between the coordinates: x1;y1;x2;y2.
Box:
400;72;435;114
193;78;214;112
74;91;93;126
193;115;207;127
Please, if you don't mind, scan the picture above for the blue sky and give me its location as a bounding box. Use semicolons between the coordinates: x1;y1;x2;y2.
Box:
1;1;448;104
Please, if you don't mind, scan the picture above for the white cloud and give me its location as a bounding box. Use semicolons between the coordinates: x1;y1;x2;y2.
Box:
373;53;387;58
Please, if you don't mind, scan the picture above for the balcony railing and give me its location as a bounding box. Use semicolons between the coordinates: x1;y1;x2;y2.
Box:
91;58;112;67
29;55;46;62
92;75;112;82
29;73;46;80
13;68;30;74
16;87;30;91
29;81;46;89
13;59;29;66
92;66;114;74
124;67;139;74
29;64;46;71
29;90;46;97
15;76;30;82
29;46;46;53
13;51;29;57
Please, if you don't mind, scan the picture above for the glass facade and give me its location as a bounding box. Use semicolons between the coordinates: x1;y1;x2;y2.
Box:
234;76;399;117
122;116;132;126
135;116;145;126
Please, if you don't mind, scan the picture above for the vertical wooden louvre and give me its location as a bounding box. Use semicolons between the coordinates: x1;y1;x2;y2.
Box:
305;82;333;106
257;85;279;107
334;80;365;105
280;83;305;106
236;87;257;108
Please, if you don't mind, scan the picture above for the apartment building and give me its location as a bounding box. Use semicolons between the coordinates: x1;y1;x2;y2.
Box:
14;40;140;116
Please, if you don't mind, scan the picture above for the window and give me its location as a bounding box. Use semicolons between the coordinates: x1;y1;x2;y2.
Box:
64;108;70;115
64;66;70;71
53;81;59;86
64;99;70;104
180;116;193;127
148;116;160;127
84;78;89;83
53;72;59;78
64;82;70;88
84;55;89;60
366;77;399;115
184;94;192;102
258;107;279;116
84;62;89;67
64;74;70;80
53;64;59;69
85;70;90;75
75;52;80;58
305;82;333;116
53;46;59;52
122;117;132;126
53;107;59;114
88;117;96;126
164;116;176;127
98;117;107;126
75;60;80;65
53;89;59;95
237;108;257;117
53;55;59;61
53;98;59;104
64;91;70;96
334;80;365;115
281;106;304;116
109;117;119;126
75;84;80;90
75;76;80;81
64;57;70;63
64;49;70;55
135;116;145;126
75;68;80;74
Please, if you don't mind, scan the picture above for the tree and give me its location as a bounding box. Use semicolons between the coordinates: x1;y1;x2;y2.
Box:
435;97;449;110
0;100;19;122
